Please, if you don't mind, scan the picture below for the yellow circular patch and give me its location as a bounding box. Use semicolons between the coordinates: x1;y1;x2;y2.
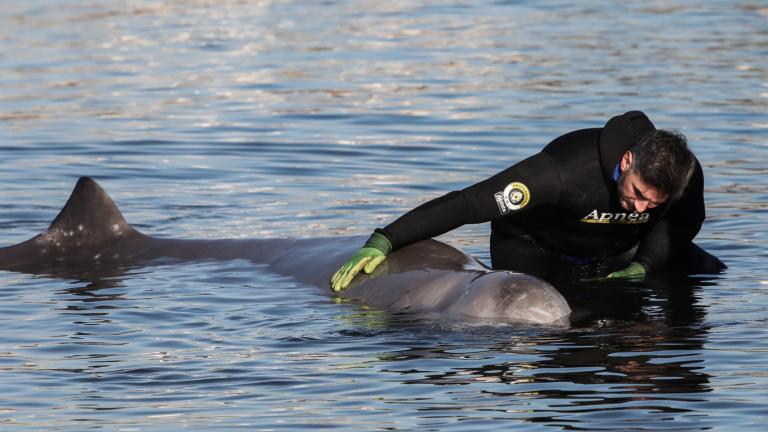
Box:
503;182;530;211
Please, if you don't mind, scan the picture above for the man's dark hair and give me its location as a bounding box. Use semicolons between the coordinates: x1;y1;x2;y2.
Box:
630;129;695;201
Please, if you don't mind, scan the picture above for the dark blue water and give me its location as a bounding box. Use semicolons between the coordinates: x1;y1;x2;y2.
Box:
1;1;766;430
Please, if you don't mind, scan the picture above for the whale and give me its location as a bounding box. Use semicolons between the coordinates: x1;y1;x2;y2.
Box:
0;177;571;325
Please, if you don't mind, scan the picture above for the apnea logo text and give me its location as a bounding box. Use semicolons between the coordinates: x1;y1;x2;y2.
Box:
580;209;650;224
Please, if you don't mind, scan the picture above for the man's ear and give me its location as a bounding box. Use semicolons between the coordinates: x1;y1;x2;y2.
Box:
620;151;633;172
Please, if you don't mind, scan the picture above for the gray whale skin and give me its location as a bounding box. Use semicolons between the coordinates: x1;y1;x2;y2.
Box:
0;177;571;325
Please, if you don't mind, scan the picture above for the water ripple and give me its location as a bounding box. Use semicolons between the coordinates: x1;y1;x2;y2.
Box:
1;0;767;430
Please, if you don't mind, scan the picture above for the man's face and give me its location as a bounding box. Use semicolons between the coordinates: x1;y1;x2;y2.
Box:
617;151;668;213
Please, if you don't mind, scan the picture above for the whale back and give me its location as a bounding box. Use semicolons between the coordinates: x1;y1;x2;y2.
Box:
0;177;571;325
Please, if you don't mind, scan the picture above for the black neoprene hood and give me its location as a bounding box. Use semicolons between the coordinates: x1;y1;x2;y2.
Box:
598;111;656;184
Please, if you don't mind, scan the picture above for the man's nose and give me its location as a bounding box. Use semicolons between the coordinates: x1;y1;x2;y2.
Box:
634;200;648;212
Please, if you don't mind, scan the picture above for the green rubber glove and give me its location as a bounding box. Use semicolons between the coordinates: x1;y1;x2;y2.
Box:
607;261;647;279
331;232;392;292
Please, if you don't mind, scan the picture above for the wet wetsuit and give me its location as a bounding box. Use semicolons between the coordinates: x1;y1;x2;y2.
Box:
377;111;723;285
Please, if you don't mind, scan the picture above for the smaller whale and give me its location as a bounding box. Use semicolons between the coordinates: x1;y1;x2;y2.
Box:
0;177;571;325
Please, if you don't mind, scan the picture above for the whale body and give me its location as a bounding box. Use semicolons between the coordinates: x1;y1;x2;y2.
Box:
0;177;571;325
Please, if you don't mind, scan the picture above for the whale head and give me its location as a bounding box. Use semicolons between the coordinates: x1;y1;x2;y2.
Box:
448;271;571;325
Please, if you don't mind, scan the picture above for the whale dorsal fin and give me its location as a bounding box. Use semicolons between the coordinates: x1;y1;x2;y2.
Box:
44;177;140;246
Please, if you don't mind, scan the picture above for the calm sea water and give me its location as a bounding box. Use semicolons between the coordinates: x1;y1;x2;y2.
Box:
1;1;767;430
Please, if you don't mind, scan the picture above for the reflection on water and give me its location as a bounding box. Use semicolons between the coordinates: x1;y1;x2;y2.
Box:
0;265;728;430
1;0;767;430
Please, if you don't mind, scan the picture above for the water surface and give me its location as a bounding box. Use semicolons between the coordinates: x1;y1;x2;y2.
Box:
1;1;767;430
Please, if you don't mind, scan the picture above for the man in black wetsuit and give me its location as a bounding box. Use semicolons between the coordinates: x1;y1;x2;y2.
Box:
331;111;725;291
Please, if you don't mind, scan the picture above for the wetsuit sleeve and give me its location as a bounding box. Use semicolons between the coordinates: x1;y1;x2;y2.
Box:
633;161;705;271
380;152;561;250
